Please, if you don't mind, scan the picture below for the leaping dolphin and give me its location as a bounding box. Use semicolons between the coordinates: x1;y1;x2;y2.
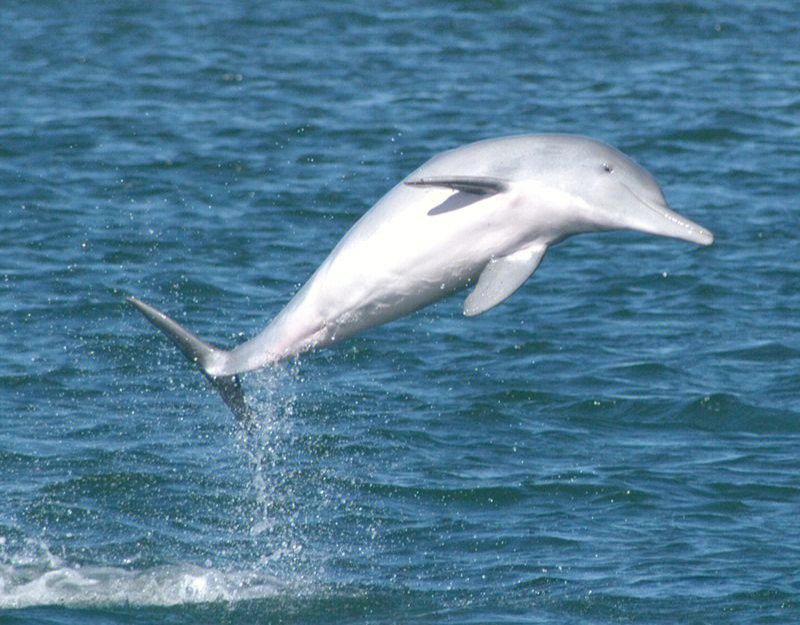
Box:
129;134;713;421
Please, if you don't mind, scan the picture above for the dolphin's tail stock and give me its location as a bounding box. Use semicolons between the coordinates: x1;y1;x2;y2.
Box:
127;296;252;424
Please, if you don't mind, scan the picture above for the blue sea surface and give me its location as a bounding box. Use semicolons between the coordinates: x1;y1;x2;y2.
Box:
2;1;799;623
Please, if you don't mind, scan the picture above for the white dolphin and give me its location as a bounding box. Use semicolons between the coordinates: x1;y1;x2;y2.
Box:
129;134;713;421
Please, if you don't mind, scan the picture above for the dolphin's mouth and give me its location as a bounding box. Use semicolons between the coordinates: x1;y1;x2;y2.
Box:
622;182;714;246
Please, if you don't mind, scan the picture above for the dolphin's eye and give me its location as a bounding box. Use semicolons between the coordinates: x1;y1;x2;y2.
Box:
602;162;614;173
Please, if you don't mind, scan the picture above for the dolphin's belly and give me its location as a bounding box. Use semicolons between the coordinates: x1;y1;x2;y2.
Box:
292;183;537;345
306;223;482;339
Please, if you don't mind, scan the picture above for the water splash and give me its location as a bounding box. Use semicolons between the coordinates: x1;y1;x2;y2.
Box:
236;363;300;537
0;363;326;609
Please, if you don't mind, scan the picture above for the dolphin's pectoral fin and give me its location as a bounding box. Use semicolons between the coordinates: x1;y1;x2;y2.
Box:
405;176;509;197
463;243;547;316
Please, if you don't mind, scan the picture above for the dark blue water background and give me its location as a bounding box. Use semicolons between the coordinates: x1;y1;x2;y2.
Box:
2;2;799;623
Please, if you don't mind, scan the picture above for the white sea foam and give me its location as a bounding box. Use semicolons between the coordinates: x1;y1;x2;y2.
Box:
0;539;280;609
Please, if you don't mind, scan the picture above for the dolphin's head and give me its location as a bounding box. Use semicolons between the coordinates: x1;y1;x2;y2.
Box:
564;137;713;245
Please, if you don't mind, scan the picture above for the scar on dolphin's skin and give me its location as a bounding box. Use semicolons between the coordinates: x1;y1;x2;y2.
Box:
129;134;713;422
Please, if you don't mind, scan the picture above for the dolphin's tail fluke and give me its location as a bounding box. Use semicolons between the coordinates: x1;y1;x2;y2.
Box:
127;296;252;423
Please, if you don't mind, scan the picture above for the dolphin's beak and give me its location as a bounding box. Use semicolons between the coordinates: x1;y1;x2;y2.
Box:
640;200;714;246
622;183;714;246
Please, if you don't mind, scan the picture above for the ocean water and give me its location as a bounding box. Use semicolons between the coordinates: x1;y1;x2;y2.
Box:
2;1;799;623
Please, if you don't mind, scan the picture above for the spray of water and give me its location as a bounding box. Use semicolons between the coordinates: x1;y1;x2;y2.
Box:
0;363;326;608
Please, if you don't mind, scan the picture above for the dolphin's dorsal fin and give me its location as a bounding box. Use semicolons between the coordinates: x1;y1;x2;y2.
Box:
405;176;508;196
463;242;548;316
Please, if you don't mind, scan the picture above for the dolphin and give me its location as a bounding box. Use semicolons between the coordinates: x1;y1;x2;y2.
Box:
129;134;713;421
